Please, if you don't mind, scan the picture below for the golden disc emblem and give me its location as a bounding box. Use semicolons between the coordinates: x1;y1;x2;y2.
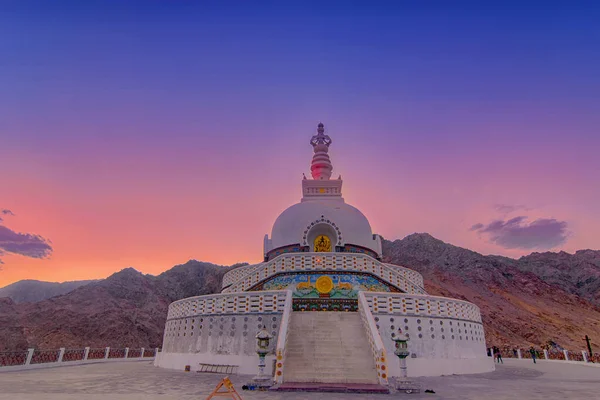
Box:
315;276;334;294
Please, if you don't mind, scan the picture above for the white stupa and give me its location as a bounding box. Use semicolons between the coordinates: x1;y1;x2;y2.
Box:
155;123;493;387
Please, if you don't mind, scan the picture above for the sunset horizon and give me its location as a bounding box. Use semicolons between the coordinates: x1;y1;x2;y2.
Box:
2;1;599;287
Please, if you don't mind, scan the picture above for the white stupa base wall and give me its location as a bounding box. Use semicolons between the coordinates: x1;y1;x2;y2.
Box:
156;312;281;375
156;310;494;378
154;351;275;375
373;313;493;377
158;291;493;378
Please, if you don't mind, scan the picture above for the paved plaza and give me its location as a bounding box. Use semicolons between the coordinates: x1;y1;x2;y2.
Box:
0;359;599;400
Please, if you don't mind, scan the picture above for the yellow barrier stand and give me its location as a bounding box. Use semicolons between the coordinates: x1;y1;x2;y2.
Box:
206;376;242;400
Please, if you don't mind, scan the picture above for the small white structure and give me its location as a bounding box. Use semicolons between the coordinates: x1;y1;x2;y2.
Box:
155;123;494;384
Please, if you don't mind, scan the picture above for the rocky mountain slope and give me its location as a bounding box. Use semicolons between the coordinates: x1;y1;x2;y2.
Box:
382;234;600;349
0;279;97;303
0;261;233;351
517;250;600;306
0;236;598;352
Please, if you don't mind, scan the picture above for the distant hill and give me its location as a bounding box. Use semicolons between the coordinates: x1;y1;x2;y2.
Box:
0;261;233;351
0;236;599;352
381;233;600;349
0;279;98;303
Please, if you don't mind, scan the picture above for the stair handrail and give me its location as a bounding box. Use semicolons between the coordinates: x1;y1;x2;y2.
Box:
273;289;293;384
358;291;389;386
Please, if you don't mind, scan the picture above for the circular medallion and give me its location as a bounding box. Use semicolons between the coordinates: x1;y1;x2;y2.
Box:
315;276;334;294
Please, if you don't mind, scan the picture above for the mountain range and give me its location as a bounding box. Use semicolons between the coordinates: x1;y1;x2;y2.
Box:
0;279;98;304
0;234;598;352
382;234;599;350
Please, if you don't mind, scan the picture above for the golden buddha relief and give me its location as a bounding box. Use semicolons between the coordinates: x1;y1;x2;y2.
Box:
314;235;332;252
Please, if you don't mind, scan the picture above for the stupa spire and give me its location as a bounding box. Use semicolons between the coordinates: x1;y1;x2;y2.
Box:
309;122;333;180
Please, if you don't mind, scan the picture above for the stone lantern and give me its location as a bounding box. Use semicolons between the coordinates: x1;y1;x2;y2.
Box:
252;326;273;387
392;329;410;378
392;329;419;393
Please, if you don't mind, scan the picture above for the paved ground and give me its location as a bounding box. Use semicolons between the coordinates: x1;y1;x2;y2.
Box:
0;358;599;400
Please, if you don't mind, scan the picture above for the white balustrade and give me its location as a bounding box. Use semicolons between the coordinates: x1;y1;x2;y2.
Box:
166;290;290;320
383;263;424;288
222;263;263;288
273;290;293;384
221;253;426;295
358;291;389;386
361;292;483;323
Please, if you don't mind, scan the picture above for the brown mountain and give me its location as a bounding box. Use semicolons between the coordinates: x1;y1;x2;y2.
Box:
517;250;600;306
0;235;598;352
0;279;98;304
0;261;234;351
382;233;600;350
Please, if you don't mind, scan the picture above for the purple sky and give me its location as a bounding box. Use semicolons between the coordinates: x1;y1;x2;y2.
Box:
1;1;599;285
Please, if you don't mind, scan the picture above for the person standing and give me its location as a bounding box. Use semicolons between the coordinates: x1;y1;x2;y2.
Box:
496;348;503;364
529;346;537;364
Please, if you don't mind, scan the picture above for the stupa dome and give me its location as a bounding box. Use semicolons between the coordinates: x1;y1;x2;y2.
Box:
263;123;382;259
270;199;381;255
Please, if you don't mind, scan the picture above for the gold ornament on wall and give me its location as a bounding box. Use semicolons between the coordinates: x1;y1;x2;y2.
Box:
315;276;334;294
314;235;332;252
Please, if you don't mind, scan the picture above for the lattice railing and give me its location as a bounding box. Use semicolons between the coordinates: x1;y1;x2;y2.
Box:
362;292;482;323
86;348;107;360
30;349;60;364
108;348;126;359
569;351;584;362
358;291;389;386
0;351;28;367
547;350;565;360
127;348;142;358
167;290;290;320
221;253;426;295
273;290;293;384
495;348;519;358
490;348;600;363
0;347;157;370
62;349;85;362
143;349;155;358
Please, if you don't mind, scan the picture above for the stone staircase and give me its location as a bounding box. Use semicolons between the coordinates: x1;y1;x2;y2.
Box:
283;311;379;384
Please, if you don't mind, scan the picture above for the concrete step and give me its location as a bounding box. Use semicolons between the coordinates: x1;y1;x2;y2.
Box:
282;311;379;385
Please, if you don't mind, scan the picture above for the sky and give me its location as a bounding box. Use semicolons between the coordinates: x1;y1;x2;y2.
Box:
1;1;599;286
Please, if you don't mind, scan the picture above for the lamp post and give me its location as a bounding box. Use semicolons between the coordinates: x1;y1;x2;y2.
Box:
392;329;410;378
252;325;273;387
391;329;419;394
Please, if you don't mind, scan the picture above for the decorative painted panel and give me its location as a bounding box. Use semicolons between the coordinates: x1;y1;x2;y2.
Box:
342;244;378;259
222;253;426;295
266;244;304;261
256;272;400;300
292;298;358;312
